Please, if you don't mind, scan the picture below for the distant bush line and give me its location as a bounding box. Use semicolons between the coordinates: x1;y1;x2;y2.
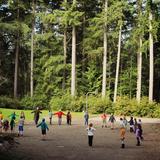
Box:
0;95;160;118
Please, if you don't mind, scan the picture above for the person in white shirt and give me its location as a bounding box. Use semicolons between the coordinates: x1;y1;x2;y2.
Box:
18;116;25;136
86;123;96;147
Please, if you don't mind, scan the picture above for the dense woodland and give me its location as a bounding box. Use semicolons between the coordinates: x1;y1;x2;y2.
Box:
0;0;160;116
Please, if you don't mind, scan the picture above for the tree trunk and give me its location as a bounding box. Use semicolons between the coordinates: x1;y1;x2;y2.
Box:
102;0;108;98
71;26;76;96
113;25;122;103
30;0;36;97
136;37;142;102
136;0;142;103
149;11;154;102
14;38;19;98
130;56;133;99
14;1;20;98
62;28;67;90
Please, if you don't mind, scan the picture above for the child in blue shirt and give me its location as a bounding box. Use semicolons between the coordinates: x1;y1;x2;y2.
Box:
37;118;49;140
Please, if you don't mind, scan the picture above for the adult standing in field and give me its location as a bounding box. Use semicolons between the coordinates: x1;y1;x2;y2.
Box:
54;110;66;125
84;111;89;126
31;107;42;125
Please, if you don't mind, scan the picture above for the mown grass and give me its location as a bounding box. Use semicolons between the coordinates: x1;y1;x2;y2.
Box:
0;108;96;121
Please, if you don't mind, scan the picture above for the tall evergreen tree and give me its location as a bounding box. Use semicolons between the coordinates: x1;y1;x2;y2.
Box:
102;0;108;98
30;0;36;97
136;0;143;103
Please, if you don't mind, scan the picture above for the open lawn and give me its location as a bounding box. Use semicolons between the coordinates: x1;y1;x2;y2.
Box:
0;108;95;121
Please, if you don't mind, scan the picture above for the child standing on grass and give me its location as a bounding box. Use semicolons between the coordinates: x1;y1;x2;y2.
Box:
9;112;18;120
86;123;96;147
0;111;4;120
37;118;49;140
3;119;9;132
20;111;25;120
18;116;25;136
10;118;15;133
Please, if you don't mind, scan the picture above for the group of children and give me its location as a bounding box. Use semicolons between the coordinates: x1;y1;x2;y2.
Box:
0;111;25;136
83;112;144;148
48;110;72;125
0;110;144;148
100;113;144;148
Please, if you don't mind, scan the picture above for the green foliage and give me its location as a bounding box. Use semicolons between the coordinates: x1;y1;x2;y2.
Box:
0;96;21;109
87;96;113;114
20;95;48;110
1;94;160;118
114;96;160;118
49;94;72;111
1;0;160;117
50;94;113;114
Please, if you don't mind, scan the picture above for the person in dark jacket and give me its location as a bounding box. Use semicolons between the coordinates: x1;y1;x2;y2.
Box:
31;107;42;125
66;111;72;125
108;114;116;129
128;117;134;132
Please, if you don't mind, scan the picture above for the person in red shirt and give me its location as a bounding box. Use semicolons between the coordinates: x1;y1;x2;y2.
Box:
54;110;66;125
101;113;107;128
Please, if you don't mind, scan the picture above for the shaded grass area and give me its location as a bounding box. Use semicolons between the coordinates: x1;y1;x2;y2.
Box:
0;108;95;121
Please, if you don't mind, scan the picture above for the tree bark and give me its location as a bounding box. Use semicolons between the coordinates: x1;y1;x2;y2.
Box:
136;0;142;103
30;0;36;97
102;0;108;98
149;11;154;102
71;26;76;96
136;37;142;102
14;0;20;98
113;25;122;103
62;28;67;90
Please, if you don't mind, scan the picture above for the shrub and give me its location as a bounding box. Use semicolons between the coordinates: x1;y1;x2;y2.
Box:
153;106;160;118
114;96;159;117
0;96;21;109
87;96;113;114
20;94;48;110
49;94;113;113
49;94;72;111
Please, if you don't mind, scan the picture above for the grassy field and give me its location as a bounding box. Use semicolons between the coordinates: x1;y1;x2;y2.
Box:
0;108;96;121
